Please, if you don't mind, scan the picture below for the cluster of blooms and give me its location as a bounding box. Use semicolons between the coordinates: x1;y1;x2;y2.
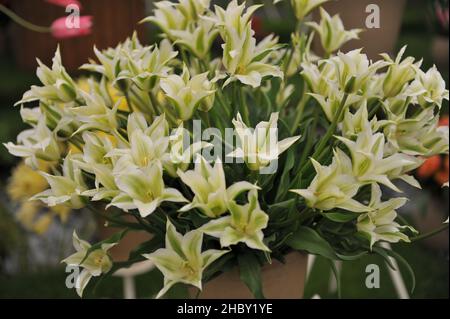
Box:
4;0;449;298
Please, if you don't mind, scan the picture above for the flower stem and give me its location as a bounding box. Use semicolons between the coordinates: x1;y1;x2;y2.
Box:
239;87;251;126
0;4;51;33
311;93;349;160
290;93;309;134
410;223;449;242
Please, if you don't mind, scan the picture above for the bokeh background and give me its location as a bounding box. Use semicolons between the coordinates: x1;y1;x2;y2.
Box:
0;0;448;298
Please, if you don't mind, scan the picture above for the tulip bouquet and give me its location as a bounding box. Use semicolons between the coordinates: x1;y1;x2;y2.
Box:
4;0;449;298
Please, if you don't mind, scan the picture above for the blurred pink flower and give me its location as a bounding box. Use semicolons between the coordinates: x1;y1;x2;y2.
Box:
51;15;92;39
45;0;82;8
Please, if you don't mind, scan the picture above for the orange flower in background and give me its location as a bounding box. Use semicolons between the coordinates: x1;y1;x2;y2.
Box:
416;114;449;186
435;155;449;185
439;115;449;127
417;155;442;179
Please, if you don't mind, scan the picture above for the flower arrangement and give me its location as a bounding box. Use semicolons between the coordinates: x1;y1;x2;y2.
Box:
3;0;449;298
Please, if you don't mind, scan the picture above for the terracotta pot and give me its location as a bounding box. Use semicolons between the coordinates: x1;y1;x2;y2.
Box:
8;0;147;72
315;0;406;59
191;252;308;299
431;36;449;71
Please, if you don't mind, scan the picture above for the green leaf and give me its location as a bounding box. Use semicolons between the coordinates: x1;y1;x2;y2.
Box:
328;259;342;299
335;251;368;261
372;246;396;270
275;149;295;202
385;248;416;294
238;253;265;299
285;226;337;260
322;212;359;223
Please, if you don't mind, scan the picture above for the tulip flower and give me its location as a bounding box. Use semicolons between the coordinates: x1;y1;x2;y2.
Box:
62;231;116;297
4;117;61;168
51;16;93;39
143;220;229;299
32;154;88;209
336;124;421;192
108;163;187;217
381;46;422;98
200;190;270;252
178;156;259;218
291;149;368;213
229;112;300;171
307;8;361;55
357;184;416;249
160;65;215;120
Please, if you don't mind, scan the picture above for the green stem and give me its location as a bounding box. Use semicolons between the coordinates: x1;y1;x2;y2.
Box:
239;87;250;126
410;223;448;242
0;4;51;33
311;93;349;159
290;93;309;135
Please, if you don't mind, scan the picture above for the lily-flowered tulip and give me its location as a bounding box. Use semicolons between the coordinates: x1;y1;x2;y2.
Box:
308;86;361;122
71;89;120;135
115;40;178;92
160;65;215;120
381;46;422;98
141;2;187;39
178;156;259;218
109;163;187;217
200;190;270;252
341;100;379;138
62;231;116;297
336;124;421;192
274;0;330;21
143;220;229;298
32;154;88;209
211;1;283;88
4;117;61;168
109;113;169;172
162;124;212;177
328;49;388;94
229;112;300;171
409;65;449;108
291;149;368;212
357;184;417;249
176;0;211;21
51;16;93;39
307;8;361;55
383;107;449;157
171;19;219;59
141;0;210;40
16;48;78;105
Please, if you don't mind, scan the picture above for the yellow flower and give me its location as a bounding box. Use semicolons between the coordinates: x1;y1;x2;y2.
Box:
50;204;72;224
7;162;48;202
108;85;130;112
16;201;40;230
33;214;53;235
77;78;130;112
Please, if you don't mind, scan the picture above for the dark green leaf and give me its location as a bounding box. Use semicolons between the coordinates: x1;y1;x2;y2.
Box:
322;212;358;223
385;248;416;294
238;253;265;299
285;226;337;260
